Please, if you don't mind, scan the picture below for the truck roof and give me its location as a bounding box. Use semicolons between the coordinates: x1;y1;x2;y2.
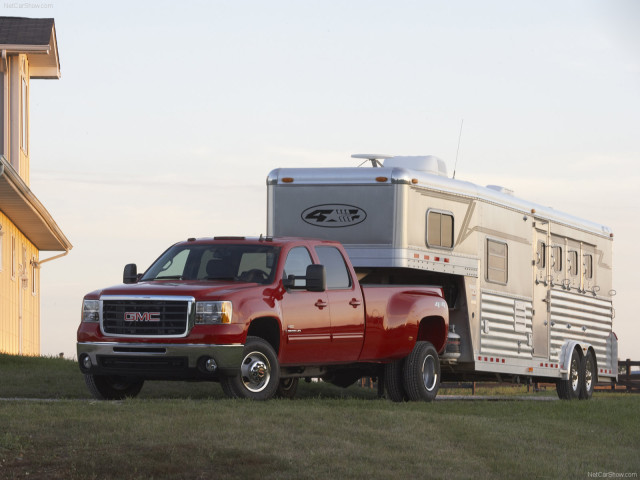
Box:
176;236;343;247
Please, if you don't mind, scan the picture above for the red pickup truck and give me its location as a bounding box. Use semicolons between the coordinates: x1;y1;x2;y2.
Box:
77;237;449;401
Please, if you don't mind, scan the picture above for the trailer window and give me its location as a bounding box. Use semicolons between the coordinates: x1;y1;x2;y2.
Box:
583;254;593;279
536;241;546;270
551;246;563;273
568;250;579;276
316;246;352;289
426;211;454;249
486;239;508;284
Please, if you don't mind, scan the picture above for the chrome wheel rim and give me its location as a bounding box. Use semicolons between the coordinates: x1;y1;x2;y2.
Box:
240;351;271;393
585;357;594;392
570;357;579;392
422;354;438;392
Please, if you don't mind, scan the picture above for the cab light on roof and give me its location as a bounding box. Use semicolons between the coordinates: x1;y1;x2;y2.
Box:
411;178;419;184
282;177;294;183
375;176;388;182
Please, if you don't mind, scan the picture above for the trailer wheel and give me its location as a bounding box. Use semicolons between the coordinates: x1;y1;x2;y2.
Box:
224;336;280;400
384;359;408;402
276;378;299;399
403;341;441;402
579;350;596;400
556;348;581;400
84;374;144;400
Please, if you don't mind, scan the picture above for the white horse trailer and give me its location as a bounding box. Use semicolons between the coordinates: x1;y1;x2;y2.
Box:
267;154;618;399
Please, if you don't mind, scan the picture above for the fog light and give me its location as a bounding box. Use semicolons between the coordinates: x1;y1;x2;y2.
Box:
81;355;92;370
205;358;217;372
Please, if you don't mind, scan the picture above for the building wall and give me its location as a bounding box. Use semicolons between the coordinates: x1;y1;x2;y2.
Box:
0;210;40;355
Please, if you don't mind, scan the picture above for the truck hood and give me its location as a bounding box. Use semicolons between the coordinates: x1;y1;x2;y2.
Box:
88;280;267;300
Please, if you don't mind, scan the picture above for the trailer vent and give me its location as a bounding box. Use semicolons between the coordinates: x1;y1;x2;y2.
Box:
383;156;448;177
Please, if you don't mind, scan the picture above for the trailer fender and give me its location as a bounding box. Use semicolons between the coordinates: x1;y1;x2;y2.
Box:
558;341;592;380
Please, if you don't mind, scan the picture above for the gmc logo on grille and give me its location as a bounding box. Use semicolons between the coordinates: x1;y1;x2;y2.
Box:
124;312;161;322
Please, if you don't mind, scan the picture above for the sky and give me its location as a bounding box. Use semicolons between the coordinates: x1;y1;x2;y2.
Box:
4;0;638;360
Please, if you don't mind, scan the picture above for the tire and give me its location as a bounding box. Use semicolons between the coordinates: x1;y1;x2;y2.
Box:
384;358;408;402
84;374;144;400
556;348;581;400
403;341;440;402
219;375;241;399
225;336;280;400
276;378;299;399
579;350;596;400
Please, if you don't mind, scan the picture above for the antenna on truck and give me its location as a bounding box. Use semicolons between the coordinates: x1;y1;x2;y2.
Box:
351;153;394;168
452;119;464;179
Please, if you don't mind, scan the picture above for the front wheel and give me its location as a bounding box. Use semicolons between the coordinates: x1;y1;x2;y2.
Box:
403;341;440;402
556;348;581;400
84;374;144;400
223;336;280;400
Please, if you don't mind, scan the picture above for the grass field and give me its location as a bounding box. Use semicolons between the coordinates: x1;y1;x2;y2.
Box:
1;354;639;480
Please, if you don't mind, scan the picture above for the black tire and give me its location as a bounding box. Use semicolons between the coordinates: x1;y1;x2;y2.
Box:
556;348;581;400
225;336;280;400
219;375;241;399
84;374;144;400
403;341;440;402
276;378;299;399
579;350;596;400
384;358;408;402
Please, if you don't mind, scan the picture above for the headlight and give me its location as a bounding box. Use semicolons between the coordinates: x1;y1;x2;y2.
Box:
195;301;232;324
82;299;100;323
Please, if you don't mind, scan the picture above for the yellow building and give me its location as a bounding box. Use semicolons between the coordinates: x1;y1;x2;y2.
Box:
0;17;71;355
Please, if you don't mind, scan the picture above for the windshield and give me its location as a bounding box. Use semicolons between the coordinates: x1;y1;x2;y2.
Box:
141;244;281;284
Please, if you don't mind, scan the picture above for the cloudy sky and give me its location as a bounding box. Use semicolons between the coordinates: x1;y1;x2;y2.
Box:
8;0;639;359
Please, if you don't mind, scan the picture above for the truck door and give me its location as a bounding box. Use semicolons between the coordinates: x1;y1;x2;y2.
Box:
315;246;365;362
532;226;550;358
279;246;332;365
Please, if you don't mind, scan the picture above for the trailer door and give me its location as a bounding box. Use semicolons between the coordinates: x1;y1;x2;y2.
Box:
532;227;550;358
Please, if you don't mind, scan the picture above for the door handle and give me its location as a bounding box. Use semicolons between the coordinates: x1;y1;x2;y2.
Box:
314;300;328;309
349;298;362;308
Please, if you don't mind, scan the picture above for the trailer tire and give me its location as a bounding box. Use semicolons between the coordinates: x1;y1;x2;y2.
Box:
580;350;596;400
84;374;144;400
403;341;440;402
224;336;280;400
276;378;299;399
384;358;408;402
556;348;581;400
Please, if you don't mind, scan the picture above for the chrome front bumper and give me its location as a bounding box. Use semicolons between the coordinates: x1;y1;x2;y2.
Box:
77;342;244;378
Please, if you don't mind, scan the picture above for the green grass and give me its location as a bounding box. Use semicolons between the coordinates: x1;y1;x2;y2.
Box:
1;354;639;480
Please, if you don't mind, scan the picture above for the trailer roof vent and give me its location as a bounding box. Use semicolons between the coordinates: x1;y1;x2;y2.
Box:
486;185;514;196
383;156;448;177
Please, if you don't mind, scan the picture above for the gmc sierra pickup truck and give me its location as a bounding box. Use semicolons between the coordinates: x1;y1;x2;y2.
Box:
77;236;449;401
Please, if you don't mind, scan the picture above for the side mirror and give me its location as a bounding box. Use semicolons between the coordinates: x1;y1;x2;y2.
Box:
123;264;138;284
305;264;326;292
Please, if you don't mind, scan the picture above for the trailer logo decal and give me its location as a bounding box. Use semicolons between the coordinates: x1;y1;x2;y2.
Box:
301;204;367;227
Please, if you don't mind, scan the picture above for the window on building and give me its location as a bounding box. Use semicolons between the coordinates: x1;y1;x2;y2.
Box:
583;254;593;279
31;256;37;295
11;235;16;279
536;241;546;270
486;239;508;284
426;210;454;248
551;246;563;273
21;76;28;153
316;246;352;289
568;250;579;276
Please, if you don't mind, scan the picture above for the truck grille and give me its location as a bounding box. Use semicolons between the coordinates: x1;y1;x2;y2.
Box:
101;296;193;337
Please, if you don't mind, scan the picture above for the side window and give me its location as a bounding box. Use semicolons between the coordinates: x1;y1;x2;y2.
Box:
283;247;313;287
583;254;593;280
568;250;579;276
551;246;563;273
426;210;454;249
486;239;508;284
536;241;546;270
315;246;352;289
